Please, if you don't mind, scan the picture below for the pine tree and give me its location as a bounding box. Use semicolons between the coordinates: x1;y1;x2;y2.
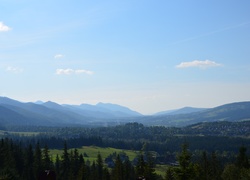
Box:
72;148;80;178
69;149;74;180
200;151;209;180
103;167;111;180
236;146;249;169
209;151;221;180
112;154;124;180
55;154;60;177
34;142;42;178
221;164;240;180
77;154;86;180
97;153;104;180
90;161;98;180
144;151;157;180
165;167;175;180
42;144;52;170
23;144;35;180
136;154;146;179
124;158;135;180
60;141;70;180
176;143;194;180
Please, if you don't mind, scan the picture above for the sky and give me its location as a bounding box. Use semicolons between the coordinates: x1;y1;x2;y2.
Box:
1;0;250;114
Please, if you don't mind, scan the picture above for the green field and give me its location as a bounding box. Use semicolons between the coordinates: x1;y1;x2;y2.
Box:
49;146;167;176
50;146;139;162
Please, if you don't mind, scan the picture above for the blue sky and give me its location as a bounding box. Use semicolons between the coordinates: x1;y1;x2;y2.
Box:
1;0;250;114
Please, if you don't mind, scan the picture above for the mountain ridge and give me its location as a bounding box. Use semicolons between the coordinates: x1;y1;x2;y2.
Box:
140;101;250;127
0;97;143;127
154;107;208;116
0;96;250;127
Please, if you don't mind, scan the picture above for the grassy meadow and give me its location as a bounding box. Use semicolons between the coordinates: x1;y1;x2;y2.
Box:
49;145;139;162
49;146;167;176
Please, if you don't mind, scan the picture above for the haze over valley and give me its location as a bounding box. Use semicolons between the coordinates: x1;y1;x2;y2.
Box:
1;96;250;128
1;1;250;179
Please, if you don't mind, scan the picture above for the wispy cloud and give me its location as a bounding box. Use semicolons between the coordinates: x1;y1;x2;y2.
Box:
173;21;250;45
176;60;222;69
56;68;94;75
75;69;94;75
6;66;23;73
0;22;11;32
54;54;64;59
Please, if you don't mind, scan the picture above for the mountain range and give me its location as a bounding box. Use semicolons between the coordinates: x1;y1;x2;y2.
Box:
137;101;250;127
0;97;142;127
0;96;250;128
153;107;208;116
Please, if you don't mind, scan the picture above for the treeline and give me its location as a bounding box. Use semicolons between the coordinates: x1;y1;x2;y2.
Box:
4;123;250;155
0;138;159;180
6;121;250;137
165;144;250;180
0;138;250;179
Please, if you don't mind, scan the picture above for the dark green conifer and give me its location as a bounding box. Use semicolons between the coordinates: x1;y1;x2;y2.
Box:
97;152;104;180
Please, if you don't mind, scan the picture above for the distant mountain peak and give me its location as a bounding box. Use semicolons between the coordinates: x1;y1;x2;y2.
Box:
0;96;23;105
95;102;142;115
44;101;58;105
154;107;208;116
42;101;63;109
34;100;44;104
0;96;250;127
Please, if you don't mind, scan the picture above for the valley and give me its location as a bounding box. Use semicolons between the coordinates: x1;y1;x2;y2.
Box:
1;96;250;179
1;96;250;127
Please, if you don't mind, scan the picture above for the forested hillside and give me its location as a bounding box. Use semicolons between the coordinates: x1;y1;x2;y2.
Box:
1;97;250;179
3;122;250;153
0;137;249;179
139;102;250;126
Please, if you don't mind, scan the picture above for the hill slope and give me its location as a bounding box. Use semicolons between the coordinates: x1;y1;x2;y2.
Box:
1;97;250;127
154;107;208;116
0;97;143;127
140;101;250;127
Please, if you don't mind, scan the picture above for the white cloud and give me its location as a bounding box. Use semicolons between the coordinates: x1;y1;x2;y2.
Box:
0;22;11;32
75;69;94;75
176;60;222;69
56;68;94;75
56;69;74;75
6;66;23;73
54;54;64;59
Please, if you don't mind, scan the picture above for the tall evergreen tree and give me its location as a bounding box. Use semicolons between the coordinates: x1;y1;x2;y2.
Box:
124;158;135;180
221;164;240;180
23;144;34;180
97;153;104;180
209;151;221;180
42;144;52;170
176;143;194;180
112;154;124;180
144;151;157;180
165;167;175;180
34;142;42;178
69;149;74;180
136;154;146;179
90;161;98;180
60;141;70;180
55;154;60;177
236;146;249;169
72;148;80;178
200;151;209;180
78;154;91;180
103;167;111;180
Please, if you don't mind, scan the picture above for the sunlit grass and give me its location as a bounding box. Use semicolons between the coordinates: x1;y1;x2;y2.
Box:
49;146;139;162
49;146;167;176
